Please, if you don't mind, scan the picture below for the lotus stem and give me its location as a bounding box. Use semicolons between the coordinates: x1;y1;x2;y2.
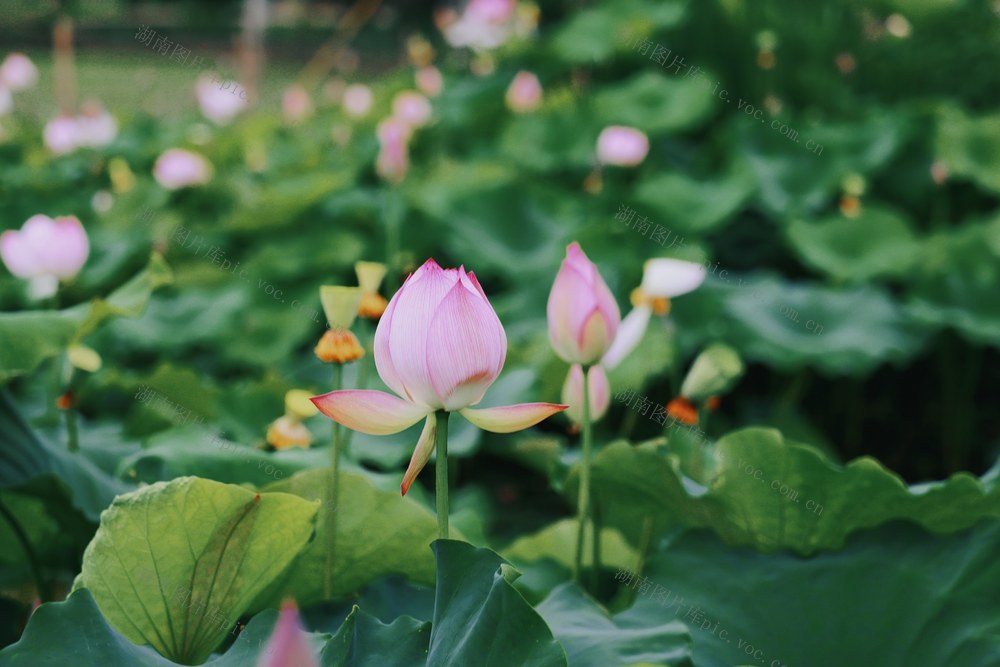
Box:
435;410;450;539
324;362;344;598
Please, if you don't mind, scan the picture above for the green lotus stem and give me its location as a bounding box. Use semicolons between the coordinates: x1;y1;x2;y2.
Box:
0;494;48;602
65;405;79;453
574;364;594;587
435;410;450;539
324;362;344;599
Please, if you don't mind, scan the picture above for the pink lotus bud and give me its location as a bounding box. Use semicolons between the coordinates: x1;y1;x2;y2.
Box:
282;84;313;124
75;101;117;148
0;53;38;91
342;84;374;118
415;66;444;97
505;71;542;113
547;242;621;365
392;90;432;128
1;214;89;299
375;117;411;184
0;86;11;116
561;364;610;424
311;258;567;495
153;148;213;190
596;126;649;167
43;116;79;154
256;600;318;667
196;73;245;125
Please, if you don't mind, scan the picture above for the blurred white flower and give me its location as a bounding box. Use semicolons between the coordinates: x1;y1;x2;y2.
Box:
0;53;38;91
437;0;522;50
76;101;117;148
0;86;11;116
596;126;649;167
342;84;374;118
43;116;80;155
90;190;113;214
196;73;246;125
153;148;213;190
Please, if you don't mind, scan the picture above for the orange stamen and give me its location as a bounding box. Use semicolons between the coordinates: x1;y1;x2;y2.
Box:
666;396;698;425
358;292;388;319
314;328;365;363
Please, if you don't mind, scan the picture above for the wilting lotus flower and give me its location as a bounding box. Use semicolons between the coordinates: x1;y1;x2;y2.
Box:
153;148;213;190
196;74;245;125
505;71;542;113
596;126;649;167
282;84;313;124
375;117;412;184
392;90;432;128
0;53;38;91
341;83;374;118
562;364;610;425
547;243;621;365
312;259;566;495
415;66;444;97
0;214;89;299
602;258;706;369
256;600;318;667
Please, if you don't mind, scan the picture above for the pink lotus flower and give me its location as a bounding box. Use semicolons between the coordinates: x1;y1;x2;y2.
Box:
312;259;567;495
196;74;245;125
415;66;444;97
75;102;117;149
392;90;432;128
562;364;610;424
0;53;38;91
596;126;649;167
153;148;213;190
282;84;313;124
505;71;542;113
341;83;373;118
256;600;317;667
43;116;78;154
1;214;89;299
375;117;411;184
547;243;621;365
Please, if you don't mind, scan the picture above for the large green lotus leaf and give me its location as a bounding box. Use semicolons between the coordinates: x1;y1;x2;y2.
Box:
0;253;172;382
222;172;353;231
321;607;430;667
549;0;687;64
935;107;1000;194
498;108;600;172
254;468;441;606
73;477;319;664
0;589;329;666
536;583;692;667
634;166;756;236
686;275;929;375
578;430;1000;555
906;215;1000;346
786;205;920;283
0;390;132;522
427;540;567;666
592;71;715;134
502;518;638;574
629;521;1000;666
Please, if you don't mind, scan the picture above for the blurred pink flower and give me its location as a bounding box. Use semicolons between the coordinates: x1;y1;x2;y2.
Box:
0;214;89;299
311;259;566;495
438;0;520;50
0;53;38;91
505;70;542;113
596;126;649;167
562;364;610;424
392;90;432;128
43;116;80;155
256;600;317;667
196;74;246;125
282;84;313;124
415;66;444;97
375;117;411;184
547;242;621;365
75;101;117;148
342;83;373;118
153;148;213;190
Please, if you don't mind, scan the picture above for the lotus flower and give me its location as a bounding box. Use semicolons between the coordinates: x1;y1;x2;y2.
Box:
311;259;566;495
602;258;706;369
196;74;245;125
341;84;373;118
562;364;610;425
375;117;411;184
0;214;89;299
415;66;444;97
596;126;649;167
43;116;78;154
0;53;38;91
438;0;521;50
547;242;621;365
505;71;542;113
256;600;318;667
392;90;432;128
76;101;117;148
153;148;213;190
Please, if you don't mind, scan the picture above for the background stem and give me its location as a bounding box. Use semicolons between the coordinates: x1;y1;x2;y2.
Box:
435;410;450;539
323;362;344;599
